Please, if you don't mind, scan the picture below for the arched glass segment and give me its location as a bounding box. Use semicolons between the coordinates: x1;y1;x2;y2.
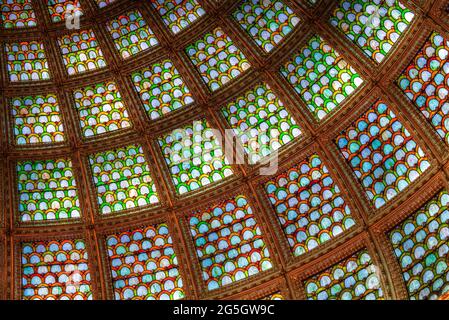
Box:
158;119;233;195
16;158;80;222
94;0;115;8
45;0;83;23
398;31;449;145
11;94;65;145
186;27;251;92
88;144;159;214
336;100;431;209
131;59;194;120
106;223;185;300
280;34;363;121
72;80;131;138
0;0;37;28
264;153;355;256
188;194;272;291
389;190;449;300
5;41;50;82
233;0;300;53
106;9;159;59
304;249;384;300
150;0;205;34
221;82;302;164
329;0;415;64
21;239;92;300
58;29;107;76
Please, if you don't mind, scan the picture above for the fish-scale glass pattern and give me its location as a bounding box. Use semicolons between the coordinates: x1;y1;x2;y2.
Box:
336;100;431;209
46;0;83;23
158;119;233;195
106;10;159;59
221;82;301;164
106;223;185;300
329;0;415;64
88;144;159;215
186;27;251;92
304;249;384;300
11;94;65;145
233;0;300;53
280;35;363;121
131;59;194;120
264;153;355;256
21;239;92;300
189;195;272;291
72;80;131;138
398;31;449;145
16;158;80;222
1;0;36;28
58;29;107;76
5;41;50;82
150;0;205;34
389;190;449;300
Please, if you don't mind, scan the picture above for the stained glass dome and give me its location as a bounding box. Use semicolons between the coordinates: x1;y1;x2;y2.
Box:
0;0;449;301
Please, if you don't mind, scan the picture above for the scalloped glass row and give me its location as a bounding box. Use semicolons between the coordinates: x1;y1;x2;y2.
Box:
20;193;274;299
20;184;449;300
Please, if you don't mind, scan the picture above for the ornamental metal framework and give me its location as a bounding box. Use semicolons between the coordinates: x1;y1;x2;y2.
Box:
0;0;448;300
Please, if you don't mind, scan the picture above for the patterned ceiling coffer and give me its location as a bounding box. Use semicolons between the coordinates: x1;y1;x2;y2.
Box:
21;239;92;300
264;153;355;256
389;189;449;300
106;223;185;300
158;119;233;195
280;35;363;121
186;27;251;92
398;31;449;146
88;144;159;214
336;100;431;209
188;194;272;291
304;249;384;300
330;0;415;64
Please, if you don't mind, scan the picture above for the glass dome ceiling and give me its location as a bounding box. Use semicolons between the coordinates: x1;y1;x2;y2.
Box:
0;0;448;301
